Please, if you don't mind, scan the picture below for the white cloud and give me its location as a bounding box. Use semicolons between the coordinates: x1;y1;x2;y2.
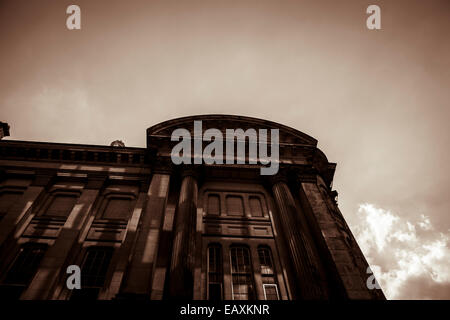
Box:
418;214;433;231
354;203;450;299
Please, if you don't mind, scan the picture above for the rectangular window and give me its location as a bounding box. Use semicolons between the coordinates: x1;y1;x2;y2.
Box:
102;198;132;220
230;246;255;300
249;197;263;217
263;284;280;300
207;244;223;300
204;191;269;219
207;195;220;216
0;243;47;299
258;246;280;300
45;195;78;217
70;247;113;300
226;196;244;216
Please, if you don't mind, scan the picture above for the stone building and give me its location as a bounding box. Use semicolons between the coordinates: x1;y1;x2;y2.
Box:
0;115;384;300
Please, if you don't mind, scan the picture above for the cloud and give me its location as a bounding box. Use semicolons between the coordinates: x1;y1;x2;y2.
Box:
418;214;433;231
354;203;450;299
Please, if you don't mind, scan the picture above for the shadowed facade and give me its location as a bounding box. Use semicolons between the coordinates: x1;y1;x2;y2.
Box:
0;115;384;300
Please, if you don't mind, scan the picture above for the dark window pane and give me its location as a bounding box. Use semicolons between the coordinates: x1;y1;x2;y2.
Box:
258;246;279;300
102;198;132;220
45;195;77;217
207;195;220;216
0;243;47;300
249;197;263;217
70;247;113;300
207;245;223;300
226;196;244;216
258;247;274;275
230;246;254;300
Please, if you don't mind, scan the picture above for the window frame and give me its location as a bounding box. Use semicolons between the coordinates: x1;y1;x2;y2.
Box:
206;194;221;216
257;245;280;300
69;246;114;300
262;283;280;300
101;196;134;220
43;193;78;218
0;242;48;299
225;195;245;217
95;190;137;222
36;190;81;219
203;190;269;219
229;245;255;301
207;243;223;300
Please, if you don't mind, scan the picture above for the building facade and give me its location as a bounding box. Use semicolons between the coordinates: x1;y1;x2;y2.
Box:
0;115;384;300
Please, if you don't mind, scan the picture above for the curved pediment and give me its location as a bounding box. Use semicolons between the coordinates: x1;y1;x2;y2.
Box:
147;114;317;146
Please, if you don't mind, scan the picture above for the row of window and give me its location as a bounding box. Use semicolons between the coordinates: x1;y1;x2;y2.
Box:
206;192;267;218
0;191;135;221
42;194;135;220
0;243;281;300
2;190;269;223
207;244;280;300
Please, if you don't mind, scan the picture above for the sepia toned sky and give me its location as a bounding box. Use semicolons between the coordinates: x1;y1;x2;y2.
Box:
1;0;449;299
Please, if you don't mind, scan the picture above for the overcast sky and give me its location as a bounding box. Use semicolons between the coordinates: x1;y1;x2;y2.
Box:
1;0;449;299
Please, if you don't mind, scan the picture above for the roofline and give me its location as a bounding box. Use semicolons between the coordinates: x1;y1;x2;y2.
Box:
147;114;318;146
0;139;146;151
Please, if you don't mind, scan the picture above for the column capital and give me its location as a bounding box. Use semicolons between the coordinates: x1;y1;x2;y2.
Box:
152;156;175;175
180;165;201;180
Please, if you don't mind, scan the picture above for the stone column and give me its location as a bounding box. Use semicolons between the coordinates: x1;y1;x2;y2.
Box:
106;191;147;299
118;173;170;298
168;171;198;299
272;178;325;299
21;174;105;299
